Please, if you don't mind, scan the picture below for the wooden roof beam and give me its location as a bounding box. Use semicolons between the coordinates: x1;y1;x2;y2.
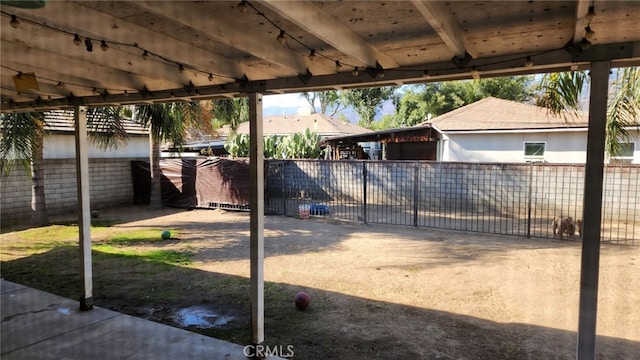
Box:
410;0;473;59
132;1;324;76
573;0;592;44
7;1;248;80
258;0;398;70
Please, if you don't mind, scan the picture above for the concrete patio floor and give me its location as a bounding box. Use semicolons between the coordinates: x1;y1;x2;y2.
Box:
1;279;274;359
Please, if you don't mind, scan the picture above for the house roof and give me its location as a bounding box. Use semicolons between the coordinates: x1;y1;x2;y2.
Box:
421;97;590;132
220;113;371;138
44;110;148;135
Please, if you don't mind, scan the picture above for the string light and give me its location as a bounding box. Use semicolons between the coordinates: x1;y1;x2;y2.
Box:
100;40;109;51
10;15;19;28
1;7;568;107
56;81;64;89
470;66;480;80
525;56;533;67
585;6;596;23
585;26;595;41
238;1;248;13
84;37;93;52
276;30;286;45
580;37;591;50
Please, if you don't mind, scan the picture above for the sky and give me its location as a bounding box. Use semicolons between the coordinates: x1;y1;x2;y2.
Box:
263;93;309;110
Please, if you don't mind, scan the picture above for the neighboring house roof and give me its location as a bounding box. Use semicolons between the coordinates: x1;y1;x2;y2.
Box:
220;113;371;138
44;110;148;135
420;97;589;131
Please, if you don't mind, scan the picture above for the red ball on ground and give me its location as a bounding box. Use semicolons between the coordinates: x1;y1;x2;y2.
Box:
294;291;311;310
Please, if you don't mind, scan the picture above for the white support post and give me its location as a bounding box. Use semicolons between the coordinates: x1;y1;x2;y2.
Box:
74;105;93;310
576;60;610;359
249;92;265;345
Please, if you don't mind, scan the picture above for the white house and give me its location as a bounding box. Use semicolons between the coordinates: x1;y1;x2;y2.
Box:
1;110;150;225
421;97;639;164
44;110;149;159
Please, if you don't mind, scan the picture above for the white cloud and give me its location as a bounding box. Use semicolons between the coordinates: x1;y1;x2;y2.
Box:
263;93;309;108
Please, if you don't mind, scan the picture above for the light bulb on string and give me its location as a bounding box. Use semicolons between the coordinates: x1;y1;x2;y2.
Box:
335;60;342;72
100;40;109;51
308;49;316;62
10;15;20;28
585;6;596;23
276;30;286;45
423;70;430;79
525;56;534;67
470;66;480;80
238;1;248;13
585;26;595;41
208;73;214;81
73;34;82;46
85;38;93;52
142;50;149;60
56;82;64;89
352;67;359;77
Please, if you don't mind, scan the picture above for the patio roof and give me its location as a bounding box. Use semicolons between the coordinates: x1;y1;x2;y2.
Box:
1;1;639;112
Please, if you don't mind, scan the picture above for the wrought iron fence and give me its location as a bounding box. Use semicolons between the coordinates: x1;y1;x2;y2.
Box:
265;160;639;245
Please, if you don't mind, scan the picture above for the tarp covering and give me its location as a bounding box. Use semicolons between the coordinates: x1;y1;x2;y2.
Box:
131;158;252;209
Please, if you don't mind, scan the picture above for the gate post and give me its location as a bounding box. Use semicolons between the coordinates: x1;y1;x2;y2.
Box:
413;161;419;227
362;161;367;224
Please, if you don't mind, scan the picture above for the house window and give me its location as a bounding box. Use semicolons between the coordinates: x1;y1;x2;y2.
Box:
611;142;635;163
524;142;546;158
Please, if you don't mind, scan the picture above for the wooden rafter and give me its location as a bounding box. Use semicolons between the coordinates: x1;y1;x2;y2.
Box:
258;0;398;69
410;0;471;59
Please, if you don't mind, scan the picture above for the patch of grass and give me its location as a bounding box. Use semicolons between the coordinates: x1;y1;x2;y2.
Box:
103;229;178;245
2;224;114;257
93;244;193;266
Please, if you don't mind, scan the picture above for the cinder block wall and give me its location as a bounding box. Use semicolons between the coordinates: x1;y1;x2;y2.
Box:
1;158;145;226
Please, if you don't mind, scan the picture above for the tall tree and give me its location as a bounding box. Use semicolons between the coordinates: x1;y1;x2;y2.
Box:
394;76;534;126
300;90;344;116
536;67;639;158
135;102;201;209
342;86;397;128
535;71;587;121
0;112;48;225
606;67;640;158
211;98;249;132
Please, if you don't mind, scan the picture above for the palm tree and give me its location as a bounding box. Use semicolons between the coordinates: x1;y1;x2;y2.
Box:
211;98;249;131
1;112;48;225
605;67;640;159
536;67;639;158
1;108;127;226
135;102;202;209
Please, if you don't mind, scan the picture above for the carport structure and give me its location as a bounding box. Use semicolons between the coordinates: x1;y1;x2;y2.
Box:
1;1;639;358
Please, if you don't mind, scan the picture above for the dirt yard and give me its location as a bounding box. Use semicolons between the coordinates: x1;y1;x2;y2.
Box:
2;206;639;359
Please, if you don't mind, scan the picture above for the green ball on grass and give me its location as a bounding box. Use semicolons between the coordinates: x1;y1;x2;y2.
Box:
161;230;171;239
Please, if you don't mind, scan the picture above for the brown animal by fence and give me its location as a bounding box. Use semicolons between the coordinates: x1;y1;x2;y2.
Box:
553;216;577;240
